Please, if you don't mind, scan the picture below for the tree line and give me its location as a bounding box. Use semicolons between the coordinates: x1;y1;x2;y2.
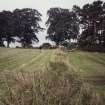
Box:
0;0;105;51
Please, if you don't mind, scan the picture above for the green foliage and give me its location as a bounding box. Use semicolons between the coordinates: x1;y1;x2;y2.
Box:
46;8;79;46
40;43;52;49
75;0;105;51
0;8;42;48
13;8;43;48
0;11;15;47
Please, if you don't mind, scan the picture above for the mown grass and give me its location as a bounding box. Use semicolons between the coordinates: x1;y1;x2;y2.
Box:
0;49;104;105
68;51;105;75
0;48;53;72
68;50;105;93
0;48;105;104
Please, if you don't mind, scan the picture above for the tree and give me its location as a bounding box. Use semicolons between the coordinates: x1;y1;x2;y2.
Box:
40;42;52;49
13;8;43;48
46;8;79;46
0;11;15;47
0;8;43;48
74;0;105;50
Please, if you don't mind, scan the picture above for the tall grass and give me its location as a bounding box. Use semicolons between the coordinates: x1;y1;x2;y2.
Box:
0;50;104;105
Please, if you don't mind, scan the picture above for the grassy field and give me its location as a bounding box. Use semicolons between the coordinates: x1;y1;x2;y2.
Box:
0;48;105;90
68;51;105;92
0;48;105;104
0;48;53;72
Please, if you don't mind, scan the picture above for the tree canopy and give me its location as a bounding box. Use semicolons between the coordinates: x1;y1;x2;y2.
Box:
46;8;79;46
74;0;105;51
0;10;14;47
0;8;42;48
13;8;43;48
0;0;105;51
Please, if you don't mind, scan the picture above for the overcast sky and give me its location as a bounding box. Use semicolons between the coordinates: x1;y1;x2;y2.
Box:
0;0;97;46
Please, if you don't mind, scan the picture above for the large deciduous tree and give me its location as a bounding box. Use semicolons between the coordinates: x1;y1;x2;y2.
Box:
0;8;42;48
13;8;43;48
74;0;105;50
46;8;79;46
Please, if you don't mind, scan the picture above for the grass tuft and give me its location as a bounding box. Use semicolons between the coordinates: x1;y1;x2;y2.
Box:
0;62;104;105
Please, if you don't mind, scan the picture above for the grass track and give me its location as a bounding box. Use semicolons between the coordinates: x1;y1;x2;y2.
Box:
0;48;105;93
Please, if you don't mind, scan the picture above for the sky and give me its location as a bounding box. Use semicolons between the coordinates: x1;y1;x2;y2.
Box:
0;0;97;46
